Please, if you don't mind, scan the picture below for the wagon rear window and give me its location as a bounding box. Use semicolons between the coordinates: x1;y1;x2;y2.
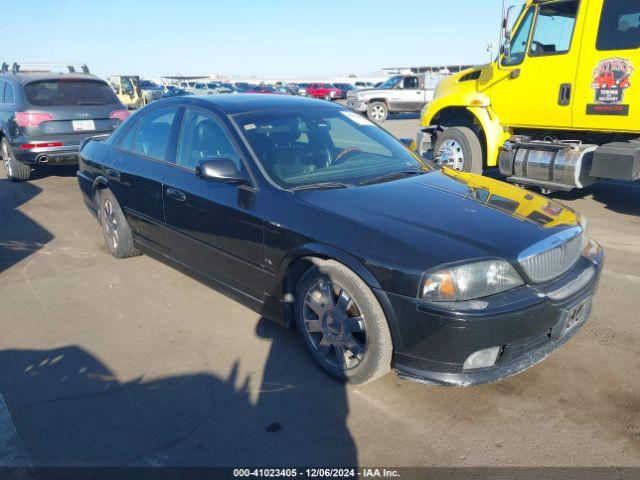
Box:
24;79;119;106
597;0;640;51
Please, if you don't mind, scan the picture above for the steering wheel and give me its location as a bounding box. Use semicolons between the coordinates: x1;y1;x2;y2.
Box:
531;41;546;55
332;147;362;166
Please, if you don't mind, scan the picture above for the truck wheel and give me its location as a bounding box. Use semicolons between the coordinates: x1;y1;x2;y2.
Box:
367;102;388;122
1;138;31;181
96;189;139;259
294;260;393;385
433;126;483;174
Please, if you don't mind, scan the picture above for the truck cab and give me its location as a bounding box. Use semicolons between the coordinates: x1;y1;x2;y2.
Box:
109;75;145;110
419;0;640;192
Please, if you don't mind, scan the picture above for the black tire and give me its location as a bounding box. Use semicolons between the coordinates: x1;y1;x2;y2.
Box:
96;189;139;258
432;126;483;174
294;260;393;385
366;101;388;122
1;138;31;181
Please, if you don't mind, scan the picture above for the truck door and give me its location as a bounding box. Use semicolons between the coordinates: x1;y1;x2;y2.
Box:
489;1;581;128
572;0;640;132
394;76;423;111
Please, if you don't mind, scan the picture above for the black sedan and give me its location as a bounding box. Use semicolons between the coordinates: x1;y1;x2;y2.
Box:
77;95;603;386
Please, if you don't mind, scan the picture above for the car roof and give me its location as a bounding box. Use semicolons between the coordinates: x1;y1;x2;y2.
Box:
0;72;105;85
163;93;345;115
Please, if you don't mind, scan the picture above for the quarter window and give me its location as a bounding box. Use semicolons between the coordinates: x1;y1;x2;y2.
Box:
503;7;535;66
597;0;640;50
4;82;15;103
117;120;138;151
0;81;5;103
529;1;578;56
176;109;242;171
132;108;177;161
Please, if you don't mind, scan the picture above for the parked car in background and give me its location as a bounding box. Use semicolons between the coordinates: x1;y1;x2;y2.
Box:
77;94;602;386
0;63;128;181
334;83;355;99
306;83;342;100
355;81;374;89
246;85;284;94
206;82;232;94
347;74;441;122
139;79;164;103
296;82;310;96
162;86;189;99
109;75;147;109
233;82;257;93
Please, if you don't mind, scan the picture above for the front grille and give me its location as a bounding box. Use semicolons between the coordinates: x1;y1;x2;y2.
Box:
519;227;585;283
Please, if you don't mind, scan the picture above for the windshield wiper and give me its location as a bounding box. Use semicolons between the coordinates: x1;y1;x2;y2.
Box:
290;182;353;191
358;170;426;186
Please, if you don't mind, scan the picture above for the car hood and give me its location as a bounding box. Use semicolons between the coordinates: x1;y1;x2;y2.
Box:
352;88;389;98
295;169;582;265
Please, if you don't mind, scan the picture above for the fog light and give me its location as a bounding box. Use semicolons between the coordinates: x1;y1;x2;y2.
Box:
463;347;501;370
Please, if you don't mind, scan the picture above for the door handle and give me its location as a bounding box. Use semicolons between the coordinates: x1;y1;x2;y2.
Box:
509;69;521;79
558;83;572;106
105;168;120;179
165;187;186;202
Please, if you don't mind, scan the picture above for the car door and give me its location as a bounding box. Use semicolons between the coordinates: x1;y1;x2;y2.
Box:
108;106;180;257
163;107;265;300
488;1;581;128
572;0;640;131
396;76;423;110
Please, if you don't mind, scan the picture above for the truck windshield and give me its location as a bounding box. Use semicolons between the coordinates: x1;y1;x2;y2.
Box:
379;76;402;89
235;108;431;189
25;79;119;106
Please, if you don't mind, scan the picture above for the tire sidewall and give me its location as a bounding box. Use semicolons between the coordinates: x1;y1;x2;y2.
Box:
96;189;137;258
433;127;483;174
367;102;388;122
294;262;392;384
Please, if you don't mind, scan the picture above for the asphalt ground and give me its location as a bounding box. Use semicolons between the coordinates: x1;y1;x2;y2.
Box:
0;111;639;470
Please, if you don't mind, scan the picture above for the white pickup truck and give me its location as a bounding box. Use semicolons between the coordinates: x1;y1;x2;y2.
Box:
346;74;443;122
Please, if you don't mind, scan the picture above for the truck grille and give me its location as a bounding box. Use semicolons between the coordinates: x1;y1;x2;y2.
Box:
518;227;585;283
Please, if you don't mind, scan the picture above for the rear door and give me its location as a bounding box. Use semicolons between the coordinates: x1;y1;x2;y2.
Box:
22;79;124;141
572;0;640;131
108;106;181;256
489;1;582;128
163;107;265;300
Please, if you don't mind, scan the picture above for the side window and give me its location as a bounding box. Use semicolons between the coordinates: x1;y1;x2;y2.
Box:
0;81;5;103
176;109;243;171
403;77;419;89
117;120;138;151
597;0;640;51
132;108;177;161
503;7;535;66
529;1;578;56
4;83;15;104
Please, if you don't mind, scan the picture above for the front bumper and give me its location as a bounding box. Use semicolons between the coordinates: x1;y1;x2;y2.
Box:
384;249;603;387
347;99;367;112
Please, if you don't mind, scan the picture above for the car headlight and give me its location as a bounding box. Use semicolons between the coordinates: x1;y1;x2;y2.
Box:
421;260;524;302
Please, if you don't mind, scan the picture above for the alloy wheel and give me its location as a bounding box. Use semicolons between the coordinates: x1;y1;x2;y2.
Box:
102;199;119;250
1;142;12;178
369;105;386;121
302;279;367;370
436;139;465;171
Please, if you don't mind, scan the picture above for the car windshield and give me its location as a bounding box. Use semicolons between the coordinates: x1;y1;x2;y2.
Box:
235;108;431;189
25;79;119;106
379;76;402;89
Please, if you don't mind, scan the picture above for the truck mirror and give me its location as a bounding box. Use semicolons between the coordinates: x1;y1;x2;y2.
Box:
500;3;516;58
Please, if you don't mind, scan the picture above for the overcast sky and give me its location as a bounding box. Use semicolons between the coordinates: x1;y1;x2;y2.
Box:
5;0;525;79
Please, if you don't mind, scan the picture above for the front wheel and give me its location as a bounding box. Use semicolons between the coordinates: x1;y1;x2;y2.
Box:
294;260;393;385
432;126;483;174
367;102;388;122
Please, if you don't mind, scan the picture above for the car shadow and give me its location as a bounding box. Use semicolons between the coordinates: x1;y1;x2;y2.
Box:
0;328;356;468
29;164;79;181
551;180;640;216
0;179;53;273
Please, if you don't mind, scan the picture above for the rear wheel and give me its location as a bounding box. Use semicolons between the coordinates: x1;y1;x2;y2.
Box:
367;102;388;122
96;189;139;258
433;126;483;174
294;260;393;385
1;139;31;181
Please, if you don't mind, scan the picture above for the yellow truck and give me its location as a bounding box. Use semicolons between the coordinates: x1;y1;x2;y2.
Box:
418;0;640;192
108;75;145;110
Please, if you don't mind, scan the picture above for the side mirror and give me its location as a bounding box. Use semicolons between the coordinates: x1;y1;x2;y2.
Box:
500;4;516;59
196;158;249;185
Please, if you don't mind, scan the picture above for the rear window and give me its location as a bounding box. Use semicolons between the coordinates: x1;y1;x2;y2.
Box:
24;79;119;107
597;0;640;50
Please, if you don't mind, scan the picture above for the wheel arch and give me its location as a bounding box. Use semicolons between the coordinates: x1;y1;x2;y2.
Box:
91;175;111;207
277;244;402;350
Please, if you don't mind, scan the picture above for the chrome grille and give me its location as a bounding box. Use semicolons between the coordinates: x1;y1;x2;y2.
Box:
518;227;585;283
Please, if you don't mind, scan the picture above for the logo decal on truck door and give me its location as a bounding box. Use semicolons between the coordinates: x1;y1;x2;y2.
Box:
587;57;633;116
